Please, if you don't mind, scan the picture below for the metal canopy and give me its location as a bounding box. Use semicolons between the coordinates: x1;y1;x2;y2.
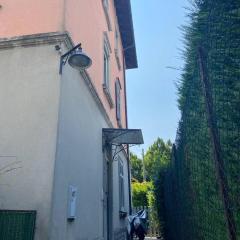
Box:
102;128;144;145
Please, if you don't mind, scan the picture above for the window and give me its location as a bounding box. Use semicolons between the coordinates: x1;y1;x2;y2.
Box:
118;158;125;211
115;78;122;127
114;26;121;70
103;0;109;9
102;0;112;31
115;27;119;52
103;33;114;108
103;44;110;88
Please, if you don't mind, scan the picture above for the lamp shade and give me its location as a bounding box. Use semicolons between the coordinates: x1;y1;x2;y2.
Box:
68;48;92;70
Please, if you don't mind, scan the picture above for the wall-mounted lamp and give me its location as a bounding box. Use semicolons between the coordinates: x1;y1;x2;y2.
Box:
59;43;92;74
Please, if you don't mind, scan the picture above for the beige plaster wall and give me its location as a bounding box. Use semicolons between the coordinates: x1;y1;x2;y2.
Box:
0;44;60;240
50;61;130;239
50;61;107;240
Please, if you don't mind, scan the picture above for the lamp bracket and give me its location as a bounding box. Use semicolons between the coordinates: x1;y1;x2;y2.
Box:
59;43;82;74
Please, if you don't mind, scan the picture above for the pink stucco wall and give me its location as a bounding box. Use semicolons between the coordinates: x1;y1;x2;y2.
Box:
0;0;64;36
0;0;127;128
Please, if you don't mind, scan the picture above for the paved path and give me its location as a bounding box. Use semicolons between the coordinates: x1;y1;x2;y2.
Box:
133;238;158;240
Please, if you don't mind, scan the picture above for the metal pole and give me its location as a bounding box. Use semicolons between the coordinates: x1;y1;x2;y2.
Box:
198;46;237;240
142;149;146;182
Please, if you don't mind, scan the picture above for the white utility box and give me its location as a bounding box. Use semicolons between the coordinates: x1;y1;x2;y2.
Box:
67;185;77;220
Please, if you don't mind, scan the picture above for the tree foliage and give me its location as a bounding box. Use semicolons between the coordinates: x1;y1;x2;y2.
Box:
131;181;153;207
144;138;172;181
130;138;172;237
130;152;143;182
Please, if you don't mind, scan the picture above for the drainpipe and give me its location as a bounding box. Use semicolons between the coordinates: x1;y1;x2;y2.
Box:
122;51;132;215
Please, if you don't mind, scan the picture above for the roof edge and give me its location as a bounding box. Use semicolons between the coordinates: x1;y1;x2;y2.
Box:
115;0;138;69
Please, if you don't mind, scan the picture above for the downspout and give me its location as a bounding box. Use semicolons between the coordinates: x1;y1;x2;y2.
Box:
122;51;132;215
61;0;67;31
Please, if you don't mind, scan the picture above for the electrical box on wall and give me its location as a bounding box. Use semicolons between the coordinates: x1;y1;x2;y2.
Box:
67;185;77;220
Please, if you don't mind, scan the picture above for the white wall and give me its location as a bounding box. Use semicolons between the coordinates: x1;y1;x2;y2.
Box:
50;62;130;240
0;44;60;240
50;63;108;240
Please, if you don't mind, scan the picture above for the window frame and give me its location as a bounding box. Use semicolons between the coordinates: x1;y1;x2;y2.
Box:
115;78;122;127
103;33;114;108
102;0;112;31
103;43;110;88
118;157;125;212
114;25;121;70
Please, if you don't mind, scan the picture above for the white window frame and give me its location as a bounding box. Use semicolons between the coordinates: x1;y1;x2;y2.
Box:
102;0;112;31
114;24;121;70
103;0;109;9
115;78;122;127
104;44;110;88
103;33;114;108
115;25;119;53
118;157;125;212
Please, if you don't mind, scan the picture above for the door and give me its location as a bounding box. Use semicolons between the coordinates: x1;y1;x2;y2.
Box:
103;150;112;240
0;210;36;240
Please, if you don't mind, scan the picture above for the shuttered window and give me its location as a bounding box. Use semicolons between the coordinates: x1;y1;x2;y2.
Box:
102;0;112;31
103;43;110;89
114;26;121;70
102;33;114;108
115;26;119;53
118;157;125;211
103;0;109;9
115;79;122;127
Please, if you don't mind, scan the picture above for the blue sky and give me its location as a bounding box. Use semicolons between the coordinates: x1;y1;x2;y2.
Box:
126;0;190;155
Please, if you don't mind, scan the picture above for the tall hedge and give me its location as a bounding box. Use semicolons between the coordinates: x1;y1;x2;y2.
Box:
161;1;240;239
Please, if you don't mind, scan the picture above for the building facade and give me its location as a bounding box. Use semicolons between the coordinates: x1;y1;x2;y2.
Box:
0;0;140;240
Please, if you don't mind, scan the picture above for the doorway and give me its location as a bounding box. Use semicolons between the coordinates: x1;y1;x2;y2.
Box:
103;149;113;240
